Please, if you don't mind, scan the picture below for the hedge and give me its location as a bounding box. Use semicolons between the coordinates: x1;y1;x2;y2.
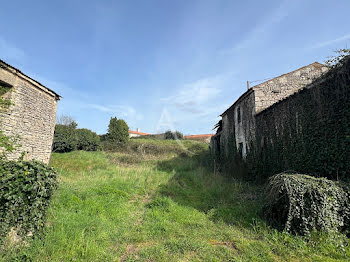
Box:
0;161;58;244
263;173;350;235
52;124;77;153
76;128;100;151
164;130;183;140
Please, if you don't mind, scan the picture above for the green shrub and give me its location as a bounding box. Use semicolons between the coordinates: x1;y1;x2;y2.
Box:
52;124;77;153
76;128;100;151
164;130;183;140
0;85;19;160
0;160;58;243
106;117;129;143
263;173;350;235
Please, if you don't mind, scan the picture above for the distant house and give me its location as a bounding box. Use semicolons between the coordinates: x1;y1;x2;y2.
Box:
0;59;60;163
129;128;149;137
184;134;214;143
211;62;329;158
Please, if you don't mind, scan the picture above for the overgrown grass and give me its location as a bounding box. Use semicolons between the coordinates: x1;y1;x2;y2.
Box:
1;140;349;261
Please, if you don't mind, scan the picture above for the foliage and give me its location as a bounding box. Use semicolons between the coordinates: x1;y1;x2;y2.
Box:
76;128;100;151
2;146;350;261
132;133;166;140
0;85;12;109
101;138;204;157
325;49;350;68
53;120;101;153
0;131;19;161
52;124;77;153
263;173;350;236
246;55;350;181
56;115;77;127
99;134;108;142
0;85;19;160
107;117;129;143
0;160;57;244
164;130;183;140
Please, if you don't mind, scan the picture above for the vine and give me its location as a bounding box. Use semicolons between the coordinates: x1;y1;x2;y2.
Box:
263;173;350;235
247;56;350;181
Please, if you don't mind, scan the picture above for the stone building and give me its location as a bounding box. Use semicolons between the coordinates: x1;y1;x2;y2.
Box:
211;62;329;158
0;59;60;163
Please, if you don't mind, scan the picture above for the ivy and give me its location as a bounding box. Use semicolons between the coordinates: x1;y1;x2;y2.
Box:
247;56;350;181
0;85;12;109
0;84;18;160
0;160;58;245
263;173;350;235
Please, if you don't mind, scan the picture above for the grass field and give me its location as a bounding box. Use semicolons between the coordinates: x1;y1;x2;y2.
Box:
2;139;350;261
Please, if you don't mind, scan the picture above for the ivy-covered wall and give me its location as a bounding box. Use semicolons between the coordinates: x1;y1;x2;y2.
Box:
248;57;350;180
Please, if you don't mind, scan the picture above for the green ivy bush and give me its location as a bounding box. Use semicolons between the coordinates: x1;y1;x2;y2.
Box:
263;173;350;236
52;124;78;153
164;130;183;140
76;128;100;151
0;160;58;243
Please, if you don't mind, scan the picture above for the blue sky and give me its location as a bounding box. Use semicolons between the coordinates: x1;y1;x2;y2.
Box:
1;0;350;135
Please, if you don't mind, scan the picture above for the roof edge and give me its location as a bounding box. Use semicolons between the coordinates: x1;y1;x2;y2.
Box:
0;59;61;100
220;88;253;116
220;61;328;117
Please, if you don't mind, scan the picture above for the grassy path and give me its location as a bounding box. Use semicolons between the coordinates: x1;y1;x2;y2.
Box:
2;141;350;261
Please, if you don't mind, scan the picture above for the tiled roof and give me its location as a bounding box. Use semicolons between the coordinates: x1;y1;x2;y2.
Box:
184;134;214;139
129;130;149;135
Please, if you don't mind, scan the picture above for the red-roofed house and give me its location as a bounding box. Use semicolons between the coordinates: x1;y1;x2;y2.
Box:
129;128;149;137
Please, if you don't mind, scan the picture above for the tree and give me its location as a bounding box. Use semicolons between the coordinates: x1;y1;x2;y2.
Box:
325;49;350;68
107;117;129;143
52;124;78;153
164;130;183;140
56;115;77;128
76;128;100;151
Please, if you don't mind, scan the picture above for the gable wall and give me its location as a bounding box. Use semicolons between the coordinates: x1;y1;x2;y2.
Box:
254;64;329;114
219;91;256;158
0;66;58;164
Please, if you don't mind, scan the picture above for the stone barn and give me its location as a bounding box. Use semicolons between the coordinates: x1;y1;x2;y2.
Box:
0;59;60;164
211;62;329;158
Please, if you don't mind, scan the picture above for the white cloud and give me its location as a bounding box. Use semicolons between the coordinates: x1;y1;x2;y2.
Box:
155;74;233;134
162;74;225;114
86;104;143;121
311;33;350;49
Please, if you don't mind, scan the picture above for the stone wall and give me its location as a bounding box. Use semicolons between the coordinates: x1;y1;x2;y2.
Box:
249;57;350;180
254;62;328;114
0;62;59;164
211;62;330;160
212;90;256;158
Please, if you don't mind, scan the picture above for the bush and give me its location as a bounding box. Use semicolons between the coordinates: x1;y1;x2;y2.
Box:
52;124;77;153
263;173;350;235
0;160;58;243
76;129;100;151
164;130;183;140
107;117;129;143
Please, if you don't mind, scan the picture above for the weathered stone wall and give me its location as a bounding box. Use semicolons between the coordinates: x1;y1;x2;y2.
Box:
213;90;256;158
254;63;328;114
0;64;59;164
249;57;350;180
211;62;330;160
